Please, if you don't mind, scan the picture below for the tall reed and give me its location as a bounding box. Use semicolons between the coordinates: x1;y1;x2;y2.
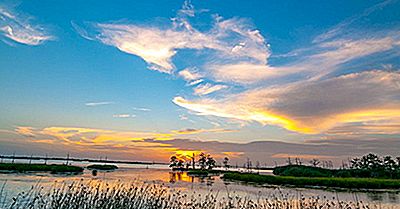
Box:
6;179;392;209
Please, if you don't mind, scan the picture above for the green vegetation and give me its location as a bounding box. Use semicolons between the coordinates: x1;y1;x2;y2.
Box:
7;180;383;209
223;172;400;189
274;165;333;177
0;163;83;173
274;153;400;179
86;164;118;170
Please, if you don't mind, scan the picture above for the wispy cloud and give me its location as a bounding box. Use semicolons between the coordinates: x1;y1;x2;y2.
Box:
113;114;135;118
85;101;114;106
172;128;236;135
193;83;227;96
0;5;54;45
178;67;203;82
313;0;396;43
132;107;151;111
74;2;269;74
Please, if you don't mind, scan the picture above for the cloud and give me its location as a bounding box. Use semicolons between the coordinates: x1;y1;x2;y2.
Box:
207;62;278;84
73;1;400;138
174;70;400;134
132;107;151;111
85;101;114;106
313;0;396;43
75;4;269;74
193;83;227;95
172;128;236;135
113;114;135;118
0;6;54;45
178;67;203;82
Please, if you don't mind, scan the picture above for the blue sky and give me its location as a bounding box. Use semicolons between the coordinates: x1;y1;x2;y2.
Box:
0;0;399;164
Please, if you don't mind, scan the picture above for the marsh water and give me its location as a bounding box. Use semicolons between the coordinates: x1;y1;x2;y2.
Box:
0;160;399;208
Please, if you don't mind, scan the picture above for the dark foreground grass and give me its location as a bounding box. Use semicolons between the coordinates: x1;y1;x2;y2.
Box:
0;163;83;173
86;164;118;170
223;172;400;189
5;180;389;209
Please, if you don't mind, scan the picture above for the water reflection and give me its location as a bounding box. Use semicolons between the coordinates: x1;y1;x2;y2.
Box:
168;171;216;186
169;172;193;183
0;163;399;207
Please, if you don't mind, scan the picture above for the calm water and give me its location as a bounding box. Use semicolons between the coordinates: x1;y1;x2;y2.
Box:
0;159;399;208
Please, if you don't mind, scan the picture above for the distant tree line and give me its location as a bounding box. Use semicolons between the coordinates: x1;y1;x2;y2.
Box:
277;153;400;179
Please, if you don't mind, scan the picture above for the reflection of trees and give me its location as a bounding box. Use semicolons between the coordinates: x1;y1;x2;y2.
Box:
169;172;193;183
168;172;215;186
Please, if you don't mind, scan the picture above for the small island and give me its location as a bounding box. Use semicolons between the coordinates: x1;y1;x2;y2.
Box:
87;164;118;170
0;163;83;173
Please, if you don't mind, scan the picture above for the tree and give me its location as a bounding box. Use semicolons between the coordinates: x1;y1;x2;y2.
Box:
206;154;216;170
286;157;292;165
358;153;382;170
223;157;230;169
169;155;178;169
383;156;396;171
309;159;320;167
177;159;184;169
198;152;207;170
295;158;302;165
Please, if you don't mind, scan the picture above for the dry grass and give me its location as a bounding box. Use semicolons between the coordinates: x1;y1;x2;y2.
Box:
4;179;394;209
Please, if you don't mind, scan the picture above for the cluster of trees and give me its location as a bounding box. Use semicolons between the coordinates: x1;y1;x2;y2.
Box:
278;153;400;179
350;153;400;171
170;152;222;170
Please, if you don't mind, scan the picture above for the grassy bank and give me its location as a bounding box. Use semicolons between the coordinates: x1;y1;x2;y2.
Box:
273;165;400;179
87;164;118;170
223;172;400;189
0;163;83;173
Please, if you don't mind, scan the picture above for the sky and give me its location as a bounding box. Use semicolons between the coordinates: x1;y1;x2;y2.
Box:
0;0;400;165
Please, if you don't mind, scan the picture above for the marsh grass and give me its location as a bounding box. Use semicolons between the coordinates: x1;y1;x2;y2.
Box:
0;163;83;173
4;179;394;209
223;172;400;189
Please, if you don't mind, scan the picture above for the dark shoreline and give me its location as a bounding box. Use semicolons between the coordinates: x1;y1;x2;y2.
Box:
223;172;400;190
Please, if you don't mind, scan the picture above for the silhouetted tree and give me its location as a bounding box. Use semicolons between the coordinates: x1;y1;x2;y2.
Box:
295;157;303;165
206;154;216;170
309;159;320;167
223;157;230;169
198;152;207;170
169;155;178;169
286;157;292;165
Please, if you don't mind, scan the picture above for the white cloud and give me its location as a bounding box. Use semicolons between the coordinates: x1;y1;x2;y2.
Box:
178;67;203;81
132;107;151;111
193;83;228;95
85;101;114;106
113;114;136;118
76;4;269;74
0;6;54;45
208;62;278;84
